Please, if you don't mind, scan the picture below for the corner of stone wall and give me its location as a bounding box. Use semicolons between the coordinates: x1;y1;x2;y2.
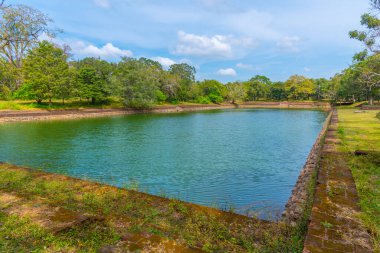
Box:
282;111;333;226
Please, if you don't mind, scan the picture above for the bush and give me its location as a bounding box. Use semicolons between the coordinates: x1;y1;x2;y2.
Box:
376;112;380;120
156;90;167;104
125;98;154;109
0;85;11;100
196;96;211;104
208;93;224;103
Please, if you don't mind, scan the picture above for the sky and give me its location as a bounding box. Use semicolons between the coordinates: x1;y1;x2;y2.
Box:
12;0;371;82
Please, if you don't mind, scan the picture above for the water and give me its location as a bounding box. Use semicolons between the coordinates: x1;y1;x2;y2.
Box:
0;109;327;218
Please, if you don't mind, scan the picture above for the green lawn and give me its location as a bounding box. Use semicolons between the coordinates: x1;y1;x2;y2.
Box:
0;164;309;253
337;109;380;250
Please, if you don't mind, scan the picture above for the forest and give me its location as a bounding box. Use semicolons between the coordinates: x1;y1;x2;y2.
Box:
0;2;379;108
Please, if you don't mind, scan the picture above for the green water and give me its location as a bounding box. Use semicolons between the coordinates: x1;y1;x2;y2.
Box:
0;109;327;218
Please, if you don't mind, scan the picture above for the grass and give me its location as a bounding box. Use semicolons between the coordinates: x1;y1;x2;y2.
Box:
0;164;311;252
0;213;120;253
0;99;330;111
337;109;380;250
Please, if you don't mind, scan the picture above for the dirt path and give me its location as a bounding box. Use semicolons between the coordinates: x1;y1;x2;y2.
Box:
303;110;373;253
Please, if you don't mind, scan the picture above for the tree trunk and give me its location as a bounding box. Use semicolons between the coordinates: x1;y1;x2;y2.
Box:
36;99;42;104
368;86;374;106
49;98;52;106
62;98;65;105
91;97;96;104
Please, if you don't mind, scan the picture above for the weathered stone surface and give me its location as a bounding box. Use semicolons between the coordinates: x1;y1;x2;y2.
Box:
303;110;374;253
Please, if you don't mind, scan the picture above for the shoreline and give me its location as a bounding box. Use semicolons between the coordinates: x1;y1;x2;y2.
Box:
0;101;331;123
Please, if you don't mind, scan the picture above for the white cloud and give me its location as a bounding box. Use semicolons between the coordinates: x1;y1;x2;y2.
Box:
71;41;133;59
94;0;110;8
152;57;176;68
174;31;232;57
277;36;301;52
217;68;237;76
304;67;311;72
173;30;255;58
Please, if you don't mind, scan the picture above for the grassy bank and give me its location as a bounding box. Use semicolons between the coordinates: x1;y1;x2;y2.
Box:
0;99;127;110
0;99;330;111
337;109;380;250
0;164;310;253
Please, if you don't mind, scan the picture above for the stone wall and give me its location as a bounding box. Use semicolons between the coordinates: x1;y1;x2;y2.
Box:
361;105;380;110
239;101;331;110
282;111;333;225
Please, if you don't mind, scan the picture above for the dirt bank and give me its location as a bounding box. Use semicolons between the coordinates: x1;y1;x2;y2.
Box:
0;102;331;123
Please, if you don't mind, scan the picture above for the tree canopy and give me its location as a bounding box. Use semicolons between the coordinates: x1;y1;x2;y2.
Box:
1;1;380;107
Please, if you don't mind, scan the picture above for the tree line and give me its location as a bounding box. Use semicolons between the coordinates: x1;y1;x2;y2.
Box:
0;2;379;108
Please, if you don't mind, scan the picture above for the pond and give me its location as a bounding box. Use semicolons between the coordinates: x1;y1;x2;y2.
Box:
0;109;327;218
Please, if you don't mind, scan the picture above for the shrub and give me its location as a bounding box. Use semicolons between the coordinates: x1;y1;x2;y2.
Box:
196;96;211;104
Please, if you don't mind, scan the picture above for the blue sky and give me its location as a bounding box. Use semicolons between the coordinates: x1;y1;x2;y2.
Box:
14;0;370;82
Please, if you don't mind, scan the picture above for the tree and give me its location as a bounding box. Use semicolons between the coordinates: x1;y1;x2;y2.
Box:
0;57;19;96
159;72;180;102
269;82;287;101
115;57;162;108
226;82;246;104
313;78;331;100
169;63;196;100
349;1;380;60
0;5;54;68
285;75;315;100
198;80;226;104
74;57;114;103
244;75;271;101
351;55;380;105
22;41;69;104
76;67;102;104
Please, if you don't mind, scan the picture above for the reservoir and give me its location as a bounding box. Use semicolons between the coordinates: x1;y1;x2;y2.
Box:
0;109;327;218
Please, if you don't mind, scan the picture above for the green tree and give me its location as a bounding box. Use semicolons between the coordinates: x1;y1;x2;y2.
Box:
115;57;162;108
22;41;68;104
0;58;19;97
159;72;180;102
169;63;196;101
351;55;380;105
73;57;119;104
76;67;103;104
198;80;226;104
349;0;380;60
313;78;331;100
244;75;271;101
269;82;287;101
285;75;315;100
226;82;246;104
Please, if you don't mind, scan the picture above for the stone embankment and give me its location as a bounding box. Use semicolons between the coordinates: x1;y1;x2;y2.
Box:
0;105;235;123
240;101;331;110
361;105;380;110
0;102;331;123
303;110;373;253
282;110;332;225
